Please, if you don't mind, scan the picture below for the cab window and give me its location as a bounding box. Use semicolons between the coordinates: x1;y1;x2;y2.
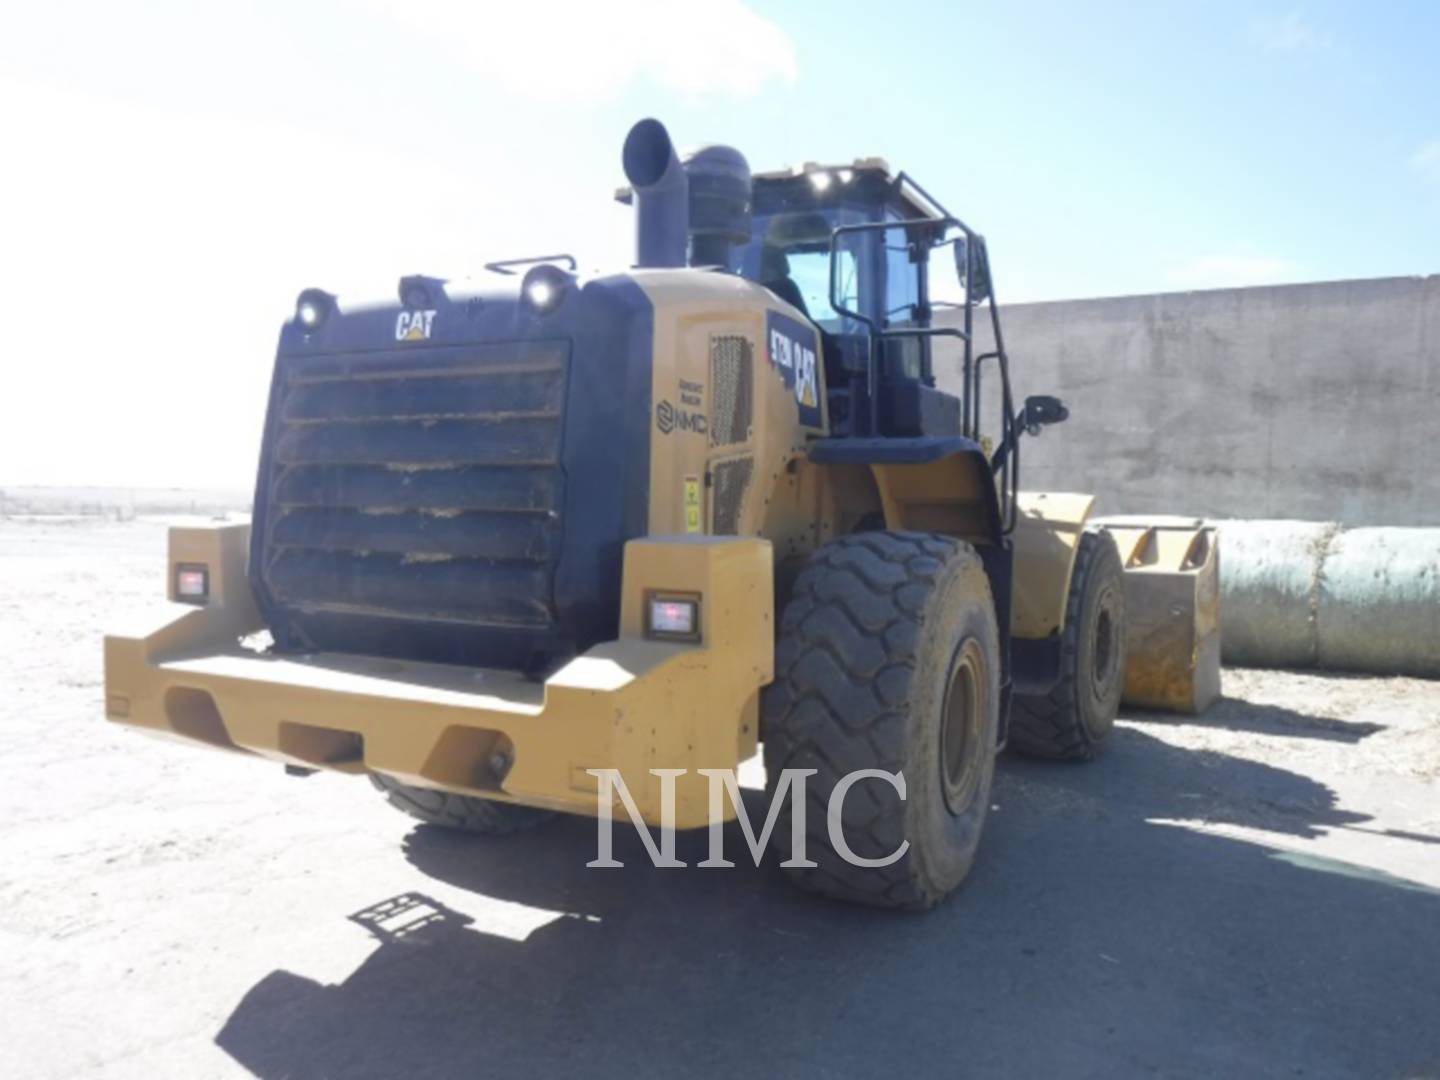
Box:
738;205;871;333
783;247;859;328
883;224;921;328
881;216;924;378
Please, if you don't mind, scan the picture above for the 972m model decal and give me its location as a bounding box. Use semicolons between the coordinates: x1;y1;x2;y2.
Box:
766;310;823;429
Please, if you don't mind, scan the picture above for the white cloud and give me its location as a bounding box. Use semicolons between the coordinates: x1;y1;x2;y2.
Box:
1249;11;1330;53
0;1;799;489
1412;141;1440;185
365;0;799;102
1165;255;1303;291
0;77;629;488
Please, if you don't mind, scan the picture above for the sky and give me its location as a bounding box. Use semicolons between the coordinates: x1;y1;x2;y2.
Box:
2;0;1437;489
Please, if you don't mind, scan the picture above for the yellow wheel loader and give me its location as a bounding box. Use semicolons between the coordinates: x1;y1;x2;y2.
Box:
105;119;1134;909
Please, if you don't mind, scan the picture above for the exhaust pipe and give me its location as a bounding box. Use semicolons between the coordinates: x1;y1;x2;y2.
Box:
622;118;688;269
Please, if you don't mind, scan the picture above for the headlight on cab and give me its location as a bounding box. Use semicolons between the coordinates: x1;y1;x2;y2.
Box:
520;264;574;315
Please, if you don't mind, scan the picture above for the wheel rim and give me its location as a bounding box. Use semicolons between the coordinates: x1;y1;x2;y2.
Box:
1091;587;1120;696
941;638;986;816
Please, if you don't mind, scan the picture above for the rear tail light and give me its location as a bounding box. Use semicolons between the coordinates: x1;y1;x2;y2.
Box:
646;592;700;642
175;564;209;603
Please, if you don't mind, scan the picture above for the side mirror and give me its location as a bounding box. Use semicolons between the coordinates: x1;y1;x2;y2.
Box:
955;236;993;305
1022;394;1068;435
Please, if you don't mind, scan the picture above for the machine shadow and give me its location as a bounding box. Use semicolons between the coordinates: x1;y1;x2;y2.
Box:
216;728;1440;1080
1124;694;1386;744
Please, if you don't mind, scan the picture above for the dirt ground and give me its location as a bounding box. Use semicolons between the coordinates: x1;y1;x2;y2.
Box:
2;517;1438;1079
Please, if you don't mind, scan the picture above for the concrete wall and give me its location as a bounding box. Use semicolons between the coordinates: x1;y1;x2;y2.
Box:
934;275;1440;526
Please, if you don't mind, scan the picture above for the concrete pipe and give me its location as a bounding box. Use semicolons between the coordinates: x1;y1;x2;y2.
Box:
1217;520;1440;677
1317;528;1440;676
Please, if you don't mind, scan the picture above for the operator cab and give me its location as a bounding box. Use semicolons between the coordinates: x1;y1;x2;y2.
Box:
732;161;990;440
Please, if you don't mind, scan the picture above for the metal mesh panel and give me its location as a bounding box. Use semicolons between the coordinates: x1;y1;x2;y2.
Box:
709;335;753;447
711;456;754;535
257;341;569;666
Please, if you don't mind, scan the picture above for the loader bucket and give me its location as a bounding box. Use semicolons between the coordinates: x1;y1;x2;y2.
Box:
1096;517;1221;715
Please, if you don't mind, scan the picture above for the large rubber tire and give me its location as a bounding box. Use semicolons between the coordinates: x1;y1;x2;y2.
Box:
762;531;1001;909
1009;529;1127;761
368;774;554;835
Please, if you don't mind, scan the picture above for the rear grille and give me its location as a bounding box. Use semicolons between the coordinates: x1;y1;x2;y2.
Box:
709;335;753;446
258;341;569;640
711;456;753;535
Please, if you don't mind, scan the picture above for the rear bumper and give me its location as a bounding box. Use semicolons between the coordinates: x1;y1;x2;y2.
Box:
104;524;773;828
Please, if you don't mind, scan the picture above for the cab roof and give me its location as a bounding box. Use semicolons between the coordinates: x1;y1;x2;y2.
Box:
615;156;951;223
752;160;949;222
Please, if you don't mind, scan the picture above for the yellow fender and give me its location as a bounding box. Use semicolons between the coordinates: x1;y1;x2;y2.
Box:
1010;491;1095;642
1011;499;1221;717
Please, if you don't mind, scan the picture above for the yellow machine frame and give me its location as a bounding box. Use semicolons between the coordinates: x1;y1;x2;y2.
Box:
104;273;1133;829
107;524;772;829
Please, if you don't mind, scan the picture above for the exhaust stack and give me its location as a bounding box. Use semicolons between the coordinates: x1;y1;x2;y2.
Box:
622;118;688;269
622;119;754;270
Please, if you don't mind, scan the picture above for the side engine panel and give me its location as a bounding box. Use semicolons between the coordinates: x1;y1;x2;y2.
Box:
632;272;830;555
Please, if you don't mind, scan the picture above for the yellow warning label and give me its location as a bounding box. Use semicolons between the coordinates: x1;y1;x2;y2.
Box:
683;475;702;533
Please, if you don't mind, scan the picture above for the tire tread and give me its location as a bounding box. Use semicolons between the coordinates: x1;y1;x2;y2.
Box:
1009;529;1124;761
763;530;990;909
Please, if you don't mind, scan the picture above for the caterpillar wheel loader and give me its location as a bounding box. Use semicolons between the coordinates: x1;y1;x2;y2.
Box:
104;118;1130;909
